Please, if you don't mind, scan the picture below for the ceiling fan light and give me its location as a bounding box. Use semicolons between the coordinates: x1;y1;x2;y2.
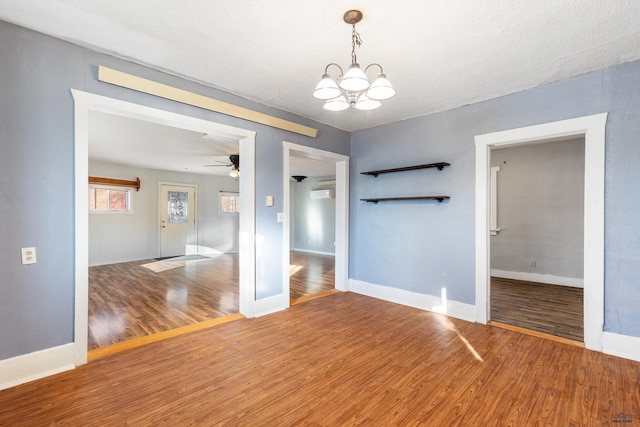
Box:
229;168;239;178
323;95;350;111
355;93;382;111
313;74;342;100
339;63;370;92
367;74;396;100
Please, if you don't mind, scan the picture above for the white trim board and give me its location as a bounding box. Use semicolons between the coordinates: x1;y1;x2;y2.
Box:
474;113;607;352
349;279;476;323
602;332;640;362
292;248;336;256
491;269;583;288
0;344;74;391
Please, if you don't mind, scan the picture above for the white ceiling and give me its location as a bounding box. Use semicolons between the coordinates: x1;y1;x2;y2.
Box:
1;0;639;133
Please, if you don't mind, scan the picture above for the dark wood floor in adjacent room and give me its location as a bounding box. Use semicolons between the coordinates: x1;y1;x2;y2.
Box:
1;292;638;425
88;251;335;351
491;277;584;342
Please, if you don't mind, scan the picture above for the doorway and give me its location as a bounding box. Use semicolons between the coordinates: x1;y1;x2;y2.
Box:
474;113;607;352
489;139;585;341
73;89;257;365
159;184;197;258
283;142;349;306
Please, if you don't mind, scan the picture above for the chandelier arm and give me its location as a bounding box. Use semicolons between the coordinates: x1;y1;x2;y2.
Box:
324;63;344;78
364;63;384;75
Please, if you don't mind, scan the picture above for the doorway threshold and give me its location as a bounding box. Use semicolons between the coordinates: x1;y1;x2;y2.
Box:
489;321;585;348
291;289;341;306
88;313;245;362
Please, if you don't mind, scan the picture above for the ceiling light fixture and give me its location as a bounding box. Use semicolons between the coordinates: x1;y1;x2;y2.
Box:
229;154;239;178
313;10;396;111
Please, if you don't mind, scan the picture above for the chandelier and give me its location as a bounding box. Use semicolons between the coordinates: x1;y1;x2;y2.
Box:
313;10;396;111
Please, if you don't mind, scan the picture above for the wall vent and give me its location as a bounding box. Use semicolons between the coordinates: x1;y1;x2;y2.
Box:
310;189;335;199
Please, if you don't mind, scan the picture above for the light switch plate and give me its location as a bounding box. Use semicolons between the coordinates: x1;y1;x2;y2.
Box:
266;195;274;207
21;247;37;265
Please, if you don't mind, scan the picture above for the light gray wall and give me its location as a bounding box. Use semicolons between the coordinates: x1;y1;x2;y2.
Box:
89;160;239;266
350;59;640;338
490;139;585;280
292;179;336;254
0;20;349;360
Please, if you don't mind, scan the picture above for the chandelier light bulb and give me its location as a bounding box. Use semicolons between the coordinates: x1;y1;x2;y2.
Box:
355;93;382;111
323;95;350;111
367;74;396;101
313;74;342;100
339;63;370;92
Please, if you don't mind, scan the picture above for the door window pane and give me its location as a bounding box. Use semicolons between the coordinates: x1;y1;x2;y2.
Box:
168;191;189;223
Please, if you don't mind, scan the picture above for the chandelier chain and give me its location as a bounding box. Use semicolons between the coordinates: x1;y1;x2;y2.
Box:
351;23;362;64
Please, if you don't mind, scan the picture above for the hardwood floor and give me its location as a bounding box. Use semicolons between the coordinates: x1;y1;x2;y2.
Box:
89;251;334;351
2;292;638;425
289;250;335;302
88;254;239;350
491;277;584;342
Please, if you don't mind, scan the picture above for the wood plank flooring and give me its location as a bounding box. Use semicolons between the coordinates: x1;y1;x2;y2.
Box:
1;292;638;425
88;254;239;350
491;277;583;342
289;250;335;302
89;251;334;351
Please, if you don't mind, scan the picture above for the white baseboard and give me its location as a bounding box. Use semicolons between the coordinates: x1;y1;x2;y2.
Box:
0;343;75;391
602;332;640;362
491;269;583;288
292;248;335;256
349;279;476;323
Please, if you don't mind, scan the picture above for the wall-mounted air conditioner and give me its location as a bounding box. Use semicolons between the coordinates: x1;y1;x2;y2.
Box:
310;189;335;199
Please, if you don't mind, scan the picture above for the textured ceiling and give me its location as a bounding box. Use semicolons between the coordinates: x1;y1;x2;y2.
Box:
1;0;639;132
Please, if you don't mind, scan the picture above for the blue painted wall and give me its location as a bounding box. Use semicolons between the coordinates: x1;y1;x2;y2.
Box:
0;20;349;360
292;179;336;254
350;59;640;338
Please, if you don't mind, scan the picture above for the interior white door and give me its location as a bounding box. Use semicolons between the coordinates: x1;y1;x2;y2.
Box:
160;184;197;257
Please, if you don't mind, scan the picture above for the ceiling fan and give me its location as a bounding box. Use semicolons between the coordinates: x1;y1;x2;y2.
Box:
205;154;240;177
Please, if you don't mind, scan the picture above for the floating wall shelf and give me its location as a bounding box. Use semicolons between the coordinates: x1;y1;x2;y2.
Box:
360;161;451;204
360;162;450;177
361;196;450;204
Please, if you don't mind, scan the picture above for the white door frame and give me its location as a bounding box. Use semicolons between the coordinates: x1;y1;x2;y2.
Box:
72;89;256;365
283;142;350;305
474;113;607;351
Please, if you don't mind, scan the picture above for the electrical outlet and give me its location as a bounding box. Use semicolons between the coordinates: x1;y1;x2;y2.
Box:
21;247;37;265
529;260;536;268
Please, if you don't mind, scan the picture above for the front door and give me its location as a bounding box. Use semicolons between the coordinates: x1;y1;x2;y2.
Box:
160;184;197;257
